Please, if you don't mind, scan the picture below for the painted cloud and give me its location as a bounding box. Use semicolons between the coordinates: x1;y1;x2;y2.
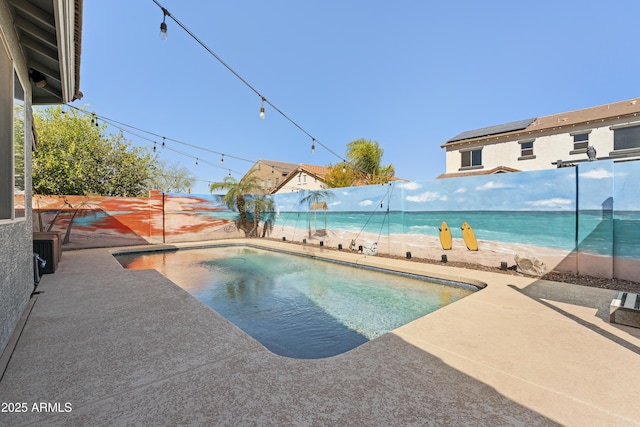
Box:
401;182;422;191
580;169;614;179
475;181;514;191
526;198;573;208
406;192;441;203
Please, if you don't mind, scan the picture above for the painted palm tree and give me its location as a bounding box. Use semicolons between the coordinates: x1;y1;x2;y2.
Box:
299;189;334;238
245;194;275;238
209;172;261;236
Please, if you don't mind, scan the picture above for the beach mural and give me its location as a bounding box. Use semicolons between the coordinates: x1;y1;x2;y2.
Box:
32;159;639;281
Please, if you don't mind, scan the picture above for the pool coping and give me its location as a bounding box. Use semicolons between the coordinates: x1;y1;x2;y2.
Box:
111;241;485;292
1;238;639;425
111;239;488;291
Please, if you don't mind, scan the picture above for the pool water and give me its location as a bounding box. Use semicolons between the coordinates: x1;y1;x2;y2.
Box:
116;246;475;359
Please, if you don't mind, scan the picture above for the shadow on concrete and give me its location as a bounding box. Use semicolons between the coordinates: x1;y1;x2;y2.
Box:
509;283;640;355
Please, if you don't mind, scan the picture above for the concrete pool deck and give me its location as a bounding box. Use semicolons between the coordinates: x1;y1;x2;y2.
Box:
1;239;639;426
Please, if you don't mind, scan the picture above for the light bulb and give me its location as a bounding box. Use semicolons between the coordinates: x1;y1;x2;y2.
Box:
259;106;265;120
159;8;169;40
160;22;168;40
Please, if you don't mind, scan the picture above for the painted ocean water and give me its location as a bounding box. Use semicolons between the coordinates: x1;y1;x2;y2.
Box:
268;210;640;259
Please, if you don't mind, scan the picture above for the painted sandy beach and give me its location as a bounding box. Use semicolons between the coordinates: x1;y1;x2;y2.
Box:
268;224;573;273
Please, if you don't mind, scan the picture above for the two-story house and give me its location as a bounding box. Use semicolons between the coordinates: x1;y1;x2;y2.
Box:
241;160;330;194
439;98;640;178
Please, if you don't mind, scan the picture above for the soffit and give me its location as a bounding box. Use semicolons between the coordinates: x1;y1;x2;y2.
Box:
7;0;82;104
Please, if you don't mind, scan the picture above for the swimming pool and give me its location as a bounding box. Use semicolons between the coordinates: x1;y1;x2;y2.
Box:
116;245;476;358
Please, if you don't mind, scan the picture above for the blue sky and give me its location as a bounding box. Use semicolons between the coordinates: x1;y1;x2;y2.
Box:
77;1;640;194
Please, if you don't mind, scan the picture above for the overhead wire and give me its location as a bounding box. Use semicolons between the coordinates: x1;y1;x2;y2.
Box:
67;105;246;177
67;105;251;167
150;0;347;163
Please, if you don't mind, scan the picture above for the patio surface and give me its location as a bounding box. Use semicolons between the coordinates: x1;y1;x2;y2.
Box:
1;239;639;426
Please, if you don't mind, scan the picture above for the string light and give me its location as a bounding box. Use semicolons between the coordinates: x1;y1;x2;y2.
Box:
151;0;345;162
311;138;315;154
66;105;367;184
159;7;169;40
220;154;224;164
65;105;250;179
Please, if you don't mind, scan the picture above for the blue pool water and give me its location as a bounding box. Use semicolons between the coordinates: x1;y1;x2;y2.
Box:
116;246;475;359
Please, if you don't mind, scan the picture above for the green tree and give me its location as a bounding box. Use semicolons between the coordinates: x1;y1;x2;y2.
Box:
209;171;261;236
323;162;356;188
149;160;196;193
346;138;395;185
299;189;334;237
32;106;157;196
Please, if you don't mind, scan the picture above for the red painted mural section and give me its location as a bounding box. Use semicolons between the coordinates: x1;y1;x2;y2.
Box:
32;194;239;249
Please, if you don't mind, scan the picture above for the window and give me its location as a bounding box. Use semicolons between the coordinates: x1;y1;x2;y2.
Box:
613;125;640;151
275;178;279;186
13;72;25;218
461;149;482;168
573;133;589;151
0;42;24;221
267;179;272;188
518;139;535;160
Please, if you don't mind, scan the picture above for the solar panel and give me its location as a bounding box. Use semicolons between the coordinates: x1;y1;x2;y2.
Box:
446;117;537;143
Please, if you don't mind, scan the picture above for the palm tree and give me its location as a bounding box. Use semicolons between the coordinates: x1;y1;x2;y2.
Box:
299;189;334;237
209;172;261;236
346;138;395;184
245;194;275;237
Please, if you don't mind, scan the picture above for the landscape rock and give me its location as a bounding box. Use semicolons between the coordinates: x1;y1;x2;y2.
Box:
514;253;547;276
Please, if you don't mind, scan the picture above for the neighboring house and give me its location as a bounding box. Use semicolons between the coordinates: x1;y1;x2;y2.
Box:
243;160;298;194
0;0;83;355
242;160;330;194
439;98;640;178
271;164;330;194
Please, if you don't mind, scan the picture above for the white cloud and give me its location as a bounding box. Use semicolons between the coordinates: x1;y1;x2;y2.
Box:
580;169;613;179
401;182;422;190
475;181;513;191
454;187;467;194
406;192;440;203
341;191;350;196
526;198;573;207
359;200;374;207
329;201;341;206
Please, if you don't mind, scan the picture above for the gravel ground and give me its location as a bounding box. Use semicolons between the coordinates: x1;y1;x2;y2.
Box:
403;257;640;294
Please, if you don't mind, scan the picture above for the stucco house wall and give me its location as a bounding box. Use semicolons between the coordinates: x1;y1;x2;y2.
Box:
0;0;82;356
442;98;640;176
0;2;35;355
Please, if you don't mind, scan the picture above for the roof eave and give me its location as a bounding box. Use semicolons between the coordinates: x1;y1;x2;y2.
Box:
52;0;82;103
